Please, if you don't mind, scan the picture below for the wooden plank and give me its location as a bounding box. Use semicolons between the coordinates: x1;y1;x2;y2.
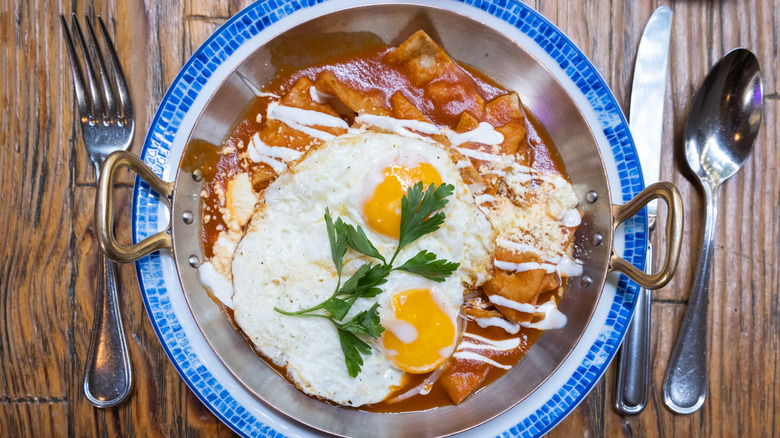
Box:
0;0;74;397
0;402;69;437
184;0;230;21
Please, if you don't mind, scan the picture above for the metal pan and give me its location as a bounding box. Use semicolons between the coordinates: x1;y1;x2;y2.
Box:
96;4;683;437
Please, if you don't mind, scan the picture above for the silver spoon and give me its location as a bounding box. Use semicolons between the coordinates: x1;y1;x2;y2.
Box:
663;48;763;414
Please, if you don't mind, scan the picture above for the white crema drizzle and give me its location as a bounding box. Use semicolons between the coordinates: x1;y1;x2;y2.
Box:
452;351;511;370
495;237;583;278
487;292;569;328
473;316;520;334
494;260;546;273
487;294;536;313
266;101;348;140
518;301;567;330
474;299;568;333
494;257;582;277
545;255;584;277
454;147;503;162
505;163;571;190
354;113;442;142
446;122;506;163
503;163;535;185
247;133;303;174
308;86;333;104
496;238;538;255
560;209;582;227
459;333;520;351
446;121;504;147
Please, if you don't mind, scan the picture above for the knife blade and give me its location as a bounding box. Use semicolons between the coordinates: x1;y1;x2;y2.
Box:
615;6;673;415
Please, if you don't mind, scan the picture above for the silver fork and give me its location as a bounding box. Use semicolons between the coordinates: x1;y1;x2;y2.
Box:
60;13;134;408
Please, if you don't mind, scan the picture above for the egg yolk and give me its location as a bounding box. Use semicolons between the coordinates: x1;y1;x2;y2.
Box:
382;288;456;373
363;163;442;239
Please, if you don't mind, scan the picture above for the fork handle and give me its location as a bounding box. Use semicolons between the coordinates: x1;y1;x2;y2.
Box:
83;252;132;407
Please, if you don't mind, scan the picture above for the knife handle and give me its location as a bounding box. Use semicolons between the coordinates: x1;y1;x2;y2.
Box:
615;240;653;414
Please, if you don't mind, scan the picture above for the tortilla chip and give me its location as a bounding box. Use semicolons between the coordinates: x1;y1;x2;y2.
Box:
261;77;348;149
314;70;391;116
452;112;505;197
384;30;455;85
482;247;547;324
390;91;427;121
425;79;486;122
440;357;491;405
484;92;525;126
388;92;450;144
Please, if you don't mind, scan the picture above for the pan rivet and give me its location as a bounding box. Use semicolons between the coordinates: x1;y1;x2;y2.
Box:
581;275;592;288
192;169;203;182
188;255;200;268
182;211;194;225
592;232;603;246
586;190;598;203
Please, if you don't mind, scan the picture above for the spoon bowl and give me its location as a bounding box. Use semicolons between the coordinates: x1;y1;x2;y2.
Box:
683;49;764;186
664;48;763;414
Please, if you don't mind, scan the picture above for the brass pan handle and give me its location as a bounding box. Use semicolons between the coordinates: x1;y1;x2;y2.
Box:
610;182;683;289
96;150;174;263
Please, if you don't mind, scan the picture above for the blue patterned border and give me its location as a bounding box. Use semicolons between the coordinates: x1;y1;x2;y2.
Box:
132;1;646;437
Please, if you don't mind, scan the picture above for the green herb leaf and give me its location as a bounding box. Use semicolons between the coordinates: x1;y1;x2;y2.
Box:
357;264;391;296
337;263;371;297
344;223;386;263
338;263;390;298
358;287;384;299
322;296;352;321
324;209;349;277
340;303;385;338
397;182;455;252
395;250;460;282
337;329;372;377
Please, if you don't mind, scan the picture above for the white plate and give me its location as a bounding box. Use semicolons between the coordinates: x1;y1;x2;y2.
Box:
132;0;647;436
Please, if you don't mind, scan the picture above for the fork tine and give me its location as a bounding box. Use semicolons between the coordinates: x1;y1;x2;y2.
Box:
60;14;90;118
84;15;117;119
96;15;133;120
70;13;104;120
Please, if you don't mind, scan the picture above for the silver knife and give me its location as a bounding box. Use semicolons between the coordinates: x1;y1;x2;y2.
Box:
615;6;673;415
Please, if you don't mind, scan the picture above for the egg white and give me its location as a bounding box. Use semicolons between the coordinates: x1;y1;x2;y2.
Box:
231;132;496;406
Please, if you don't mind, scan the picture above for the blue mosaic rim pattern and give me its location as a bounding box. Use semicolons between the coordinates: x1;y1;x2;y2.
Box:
132;1;647;437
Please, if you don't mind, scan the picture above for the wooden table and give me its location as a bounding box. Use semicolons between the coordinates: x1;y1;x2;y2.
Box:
2;0;777;436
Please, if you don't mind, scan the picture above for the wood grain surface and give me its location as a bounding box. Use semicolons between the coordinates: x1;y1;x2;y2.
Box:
1;0;778;436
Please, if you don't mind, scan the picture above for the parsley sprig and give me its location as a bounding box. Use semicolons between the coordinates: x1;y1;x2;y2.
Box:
274;182;459;377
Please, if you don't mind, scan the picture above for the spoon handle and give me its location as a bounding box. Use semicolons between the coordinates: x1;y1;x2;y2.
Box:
663;183;718;413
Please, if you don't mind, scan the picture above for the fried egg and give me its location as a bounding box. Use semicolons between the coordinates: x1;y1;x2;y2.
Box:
231;132;495;406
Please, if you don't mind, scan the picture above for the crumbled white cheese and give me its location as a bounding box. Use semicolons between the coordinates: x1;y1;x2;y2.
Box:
211;232;240;279
547;182;578;219
226;173;258;227
486;195;571;262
